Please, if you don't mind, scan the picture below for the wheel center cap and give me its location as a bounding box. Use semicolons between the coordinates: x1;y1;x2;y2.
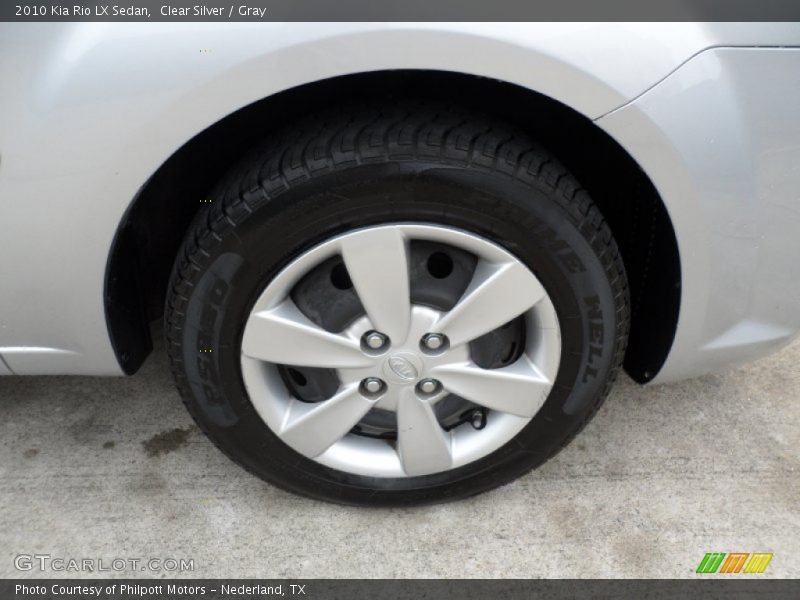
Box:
382;352;423;385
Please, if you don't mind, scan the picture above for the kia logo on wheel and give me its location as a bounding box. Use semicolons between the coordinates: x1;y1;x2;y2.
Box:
388;356;418;381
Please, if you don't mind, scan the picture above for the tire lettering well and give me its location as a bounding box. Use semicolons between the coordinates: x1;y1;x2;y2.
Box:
582;295;604;383
537;226;586;273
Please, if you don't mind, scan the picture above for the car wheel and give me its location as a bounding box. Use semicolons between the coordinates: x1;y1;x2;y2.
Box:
165;103;629;505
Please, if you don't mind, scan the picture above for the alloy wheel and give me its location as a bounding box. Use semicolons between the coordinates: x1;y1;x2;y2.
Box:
240;224;561;478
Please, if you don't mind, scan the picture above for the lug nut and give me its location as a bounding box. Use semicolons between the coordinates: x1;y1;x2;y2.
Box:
362;377;385;394
364;331;389;350
421;333;447;352
417;378;440;395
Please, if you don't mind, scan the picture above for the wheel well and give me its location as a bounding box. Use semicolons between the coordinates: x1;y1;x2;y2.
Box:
107;70;680;382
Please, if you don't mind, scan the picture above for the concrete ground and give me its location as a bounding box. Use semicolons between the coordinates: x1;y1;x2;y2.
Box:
0;339;797;579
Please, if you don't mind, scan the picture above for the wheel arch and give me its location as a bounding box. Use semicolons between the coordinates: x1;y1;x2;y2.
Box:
106;70;680;383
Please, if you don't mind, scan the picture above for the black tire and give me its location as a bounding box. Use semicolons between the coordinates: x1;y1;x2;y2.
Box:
165;102;629;506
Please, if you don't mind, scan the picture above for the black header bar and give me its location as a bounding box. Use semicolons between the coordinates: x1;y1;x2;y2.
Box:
3;0;800;22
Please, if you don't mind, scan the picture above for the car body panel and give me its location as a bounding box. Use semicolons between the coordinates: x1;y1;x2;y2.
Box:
597;47;800;382
0;23;799;377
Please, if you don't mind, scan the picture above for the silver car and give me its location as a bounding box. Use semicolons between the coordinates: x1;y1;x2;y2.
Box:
1;23;799;505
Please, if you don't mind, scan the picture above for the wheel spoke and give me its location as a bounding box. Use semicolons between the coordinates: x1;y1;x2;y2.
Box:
280;384;374;457
396;388;452;476
241;301;372;368
431;357;552;418
434;261;546;346
341;227;411;343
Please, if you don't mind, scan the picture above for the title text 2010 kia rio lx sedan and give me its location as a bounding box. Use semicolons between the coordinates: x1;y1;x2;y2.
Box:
1;23;799;504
